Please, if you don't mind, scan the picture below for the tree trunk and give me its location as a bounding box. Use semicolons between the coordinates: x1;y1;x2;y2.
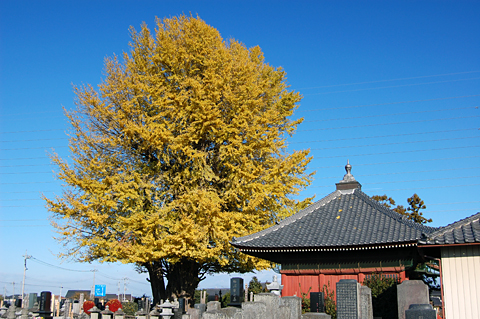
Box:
165;258;202;306
145;261;167;305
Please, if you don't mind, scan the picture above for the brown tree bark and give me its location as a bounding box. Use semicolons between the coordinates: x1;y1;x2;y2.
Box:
165;258;202;306
145;261;167;305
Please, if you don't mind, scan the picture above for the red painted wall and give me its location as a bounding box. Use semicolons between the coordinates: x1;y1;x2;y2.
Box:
281;268;407;298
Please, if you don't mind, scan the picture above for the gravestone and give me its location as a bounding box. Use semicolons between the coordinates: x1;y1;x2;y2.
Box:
193;304;206;317
404;304;436;319
359;286;373;319
310;292;325;313
336;279;360;319
242;302;267;319
187;307;200;319
178;298;186;314
281;296;302;319
28;293;38;309
397;281;429;319
39;291;53;319
206;301;221;312
254;293;280;319
228;278;244;306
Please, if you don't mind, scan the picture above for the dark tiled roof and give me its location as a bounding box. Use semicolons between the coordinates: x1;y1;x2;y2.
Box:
232;188;436;249
419;212;480;245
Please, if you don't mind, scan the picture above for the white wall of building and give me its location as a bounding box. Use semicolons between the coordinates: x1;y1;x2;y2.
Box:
441;245;480;319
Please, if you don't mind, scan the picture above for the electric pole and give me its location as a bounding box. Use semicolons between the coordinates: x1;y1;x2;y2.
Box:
22;251;31;307
91;268;97;299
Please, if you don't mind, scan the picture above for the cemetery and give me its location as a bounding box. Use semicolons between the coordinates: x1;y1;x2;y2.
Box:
2;163;478;319
0;277;438;319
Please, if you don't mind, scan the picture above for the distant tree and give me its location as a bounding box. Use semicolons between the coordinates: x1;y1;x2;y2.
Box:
406;193;432;224
372;193;431;224
44;14;313;305
248;276;264;296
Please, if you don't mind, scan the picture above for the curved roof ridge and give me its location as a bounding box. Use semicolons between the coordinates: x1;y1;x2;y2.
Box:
422;212;480;242
354;189;437;234
232;190;341;244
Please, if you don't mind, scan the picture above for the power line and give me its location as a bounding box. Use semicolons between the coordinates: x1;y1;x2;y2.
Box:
312;145;480;159
298;70;480;90
310;176;480;188
304;77;480;95
0;129;65;134
0;157;52;161
303;106;478;123
298;115;480;132
309;156;480;169
29;257;93;273
0;138;68;143
0;145;67;151
312;167;480;180
289;128;478;144
309;136;480;151
296;94;480;112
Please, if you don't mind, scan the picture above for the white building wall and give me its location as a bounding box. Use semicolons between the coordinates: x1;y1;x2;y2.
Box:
441;245;480;319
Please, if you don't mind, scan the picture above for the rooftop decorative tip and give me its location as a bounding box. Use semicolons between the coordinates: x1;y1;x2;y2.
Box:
336;160;361;190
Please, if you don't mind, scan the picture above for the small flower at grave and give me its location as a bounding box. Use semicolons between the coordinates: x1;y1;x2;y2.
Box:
83;300;95;315
105;299;122;312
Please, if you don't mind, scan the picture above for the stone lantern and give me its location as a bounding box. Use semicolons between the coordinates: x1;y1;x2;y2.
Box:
101;306;114;319
89;306;101;319
113;308;125;319
158;300;174;318
266;275;284;296
135;308;147;319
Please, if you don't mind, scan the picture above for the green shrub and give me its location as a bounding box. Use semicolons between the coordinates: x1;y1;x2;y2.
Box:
321;283;336;319
363;273;399;319
121;301;138;316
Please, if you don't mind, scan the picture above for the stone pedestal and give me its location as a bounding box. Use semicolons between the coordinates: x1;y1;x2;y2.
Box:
302;313;331;319
405;304;436;319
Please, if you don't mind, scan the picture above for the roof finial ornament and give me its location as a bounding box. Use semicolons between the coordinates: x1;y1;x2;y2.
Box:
341;159;356;182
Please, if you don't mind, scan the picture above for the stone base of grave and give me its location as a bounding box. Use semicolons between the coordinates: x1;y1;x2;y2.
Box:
302;313;331;319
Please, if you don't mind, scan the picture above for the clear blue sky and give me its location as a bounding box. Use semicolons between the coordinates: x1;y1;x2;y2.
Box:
1;0;479;299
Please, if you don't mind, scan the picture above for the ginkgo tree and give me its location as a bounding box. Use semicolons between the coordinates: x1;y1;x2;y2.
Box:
45;15;313;304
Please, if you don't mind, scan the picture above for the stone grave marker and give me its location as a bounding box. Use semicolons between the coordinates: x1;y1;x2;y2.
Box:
39;291;53;319
397;280;429;319
336;279;360;319
228;277;244;306
254;293;280;319
242;301;267;319
28;293;38;309
359;286;373;319
310;292;325;313
281;296;302;319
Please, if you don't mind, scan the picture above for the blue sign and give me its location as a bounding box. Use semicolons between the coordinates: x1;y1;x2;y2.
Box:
95;284;106;297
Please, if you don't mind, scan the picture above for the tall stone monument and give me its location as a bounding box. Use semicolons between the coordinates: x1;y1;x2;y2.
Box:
228;277;244;306
336;279;360;319
39;291;52;319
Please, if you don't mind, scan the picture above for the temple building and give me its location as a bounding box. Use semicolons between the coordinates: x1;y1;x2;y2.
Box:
231;161;437;297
